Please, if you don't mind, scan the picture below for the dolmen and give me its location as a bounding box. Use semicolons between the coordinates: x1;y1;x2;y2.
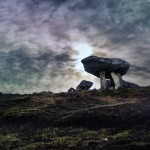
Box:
81;56;139;90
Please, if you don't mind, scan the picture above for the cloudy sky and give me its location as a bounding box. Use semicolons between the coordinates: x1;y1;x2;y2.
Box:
0;0;150;93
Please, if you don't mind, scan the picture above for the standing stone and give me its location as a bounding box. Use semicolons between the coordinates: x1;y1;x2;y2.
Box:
111;72;124;89
100;71;106;90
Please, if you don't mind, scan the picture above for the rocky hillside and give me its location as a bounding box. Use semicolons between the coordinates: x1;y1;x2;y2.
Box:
0;87;150;150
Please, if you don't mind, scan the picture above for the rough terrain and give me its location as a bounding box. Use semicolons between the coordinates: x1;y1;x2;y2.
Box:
0;87;150;150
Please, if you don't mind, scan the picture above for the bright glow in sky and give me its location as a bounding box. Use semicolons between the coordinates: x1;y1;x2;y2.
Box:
72;43;93;71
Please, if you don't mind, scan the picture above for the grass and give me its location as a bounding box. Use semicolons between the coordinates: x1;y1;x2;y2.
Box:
0;86;149;149
0;127;149;150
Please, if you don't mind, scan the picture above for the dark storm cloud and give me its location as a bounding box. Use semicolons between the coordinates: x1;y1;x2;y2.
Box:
26;0;68;5
0;49;76;93
71;0;150;33
127;44;150;80
129;65;150;79
0;0;82;93
67;0;150;85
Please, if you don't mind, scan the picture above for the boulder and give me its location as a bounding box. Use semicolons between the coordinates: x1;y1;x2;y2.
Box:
76;80;93;92
81;56;130;79
123;81;140;88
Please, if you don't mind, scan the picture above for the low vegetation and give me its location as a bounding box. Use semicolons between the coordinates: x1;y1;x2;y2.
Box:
0;87;150;149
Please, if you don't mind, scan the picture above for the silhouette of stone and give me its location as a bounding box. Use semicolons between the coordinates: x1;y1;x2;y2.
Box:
68;80;93;94
123;81;139;88
110;72;139;89
81;56;131;90
111;72;124;89
81;56;130;79
100;71;107;90
68;87;76;94
105;79;114;89
76;80;93;92
99;78;139;90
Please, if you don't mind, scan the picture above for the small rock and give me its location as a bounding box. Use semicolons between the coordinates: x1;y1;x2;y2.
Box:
68;87;76;94
123;81;140;88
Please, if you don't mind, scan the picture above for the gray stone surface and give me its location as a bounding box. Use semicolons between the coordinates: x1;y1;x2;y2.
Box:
81;56;139;90
68;87;76;94
105;79;114;89
123;81;140;88
76;80;93;92
81;56;130;79
100;71;107;90
111;72;124;89
103;78;140;89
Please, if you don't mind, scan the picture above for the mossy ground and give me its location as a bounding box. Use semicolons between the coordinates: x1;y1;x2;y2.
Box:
0;87;150;149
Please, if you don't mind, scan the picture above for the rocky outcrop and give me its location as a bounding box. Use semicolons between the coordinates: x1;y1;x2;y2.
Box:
81;56;139;90
68;80;93;94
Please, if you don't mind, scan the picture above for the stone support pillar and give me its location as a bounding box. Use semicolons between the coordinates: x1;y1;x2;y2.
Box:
100;71;106;90
111;72;124;89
